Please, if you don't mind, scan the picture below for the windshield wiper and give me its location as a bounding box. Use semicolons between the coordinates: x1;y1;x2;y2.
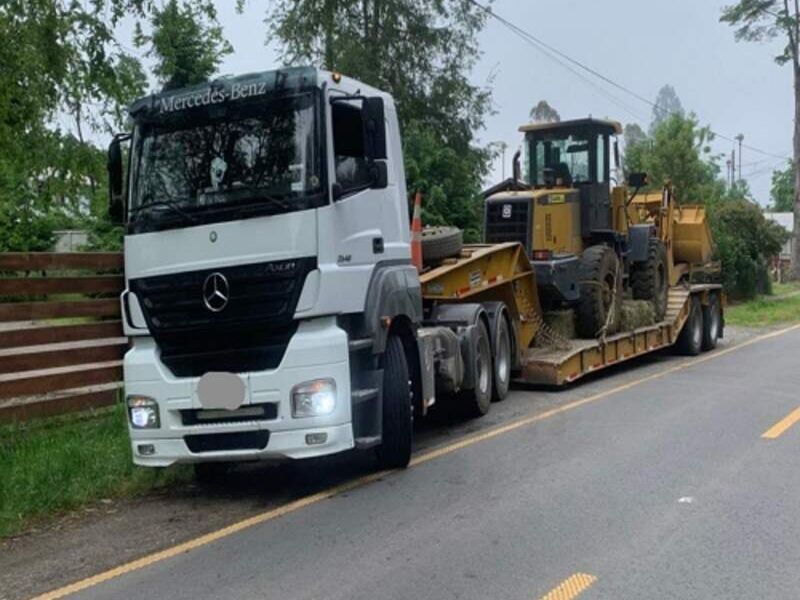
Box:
130;198;198;225
233;194;295;217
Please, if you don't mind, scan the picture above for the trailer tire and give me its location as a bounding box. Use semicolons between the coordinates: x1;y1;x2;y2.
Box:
375;335;413;469
576;245;621;338
458;320;493;417
702;293;721;351
676;296;703;356
422;227;463;264
631;238;668;321
491;313;512;402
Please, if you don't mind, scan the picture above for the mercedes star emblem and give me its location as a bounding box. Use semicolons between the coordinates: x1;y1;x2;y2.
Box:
202;272;230;312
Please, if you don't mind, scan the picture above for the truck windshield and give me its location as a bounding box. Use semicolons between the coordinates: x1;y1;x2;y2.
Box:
129;92;322;232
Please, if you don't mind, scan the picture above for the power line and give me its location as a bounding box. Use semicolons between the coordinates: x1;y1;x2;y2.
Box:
468;0;791;162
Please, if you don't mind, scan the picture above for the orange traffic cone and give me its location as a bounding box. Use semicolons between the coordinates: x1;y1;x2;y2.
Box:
410;191;423;272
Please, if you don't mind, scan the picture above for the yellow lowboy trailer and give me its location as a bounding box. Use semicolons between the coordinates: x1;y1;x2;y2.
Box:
420;242;723;389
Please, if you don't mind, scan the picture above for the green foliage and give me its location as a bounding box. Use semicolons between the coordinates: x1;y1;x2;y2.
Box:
721;1;799;66
708;199;788;299
770;161;795;211
625;113;719;204
266;0;493;236
135;0;232;89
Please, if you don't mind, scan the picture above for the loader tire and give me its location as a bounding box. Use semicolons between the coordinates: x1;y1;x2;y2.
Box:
675;296;703;356
631;238;669;321
458;320;493;418
375;335;413;469
422;226;463;264
576;245;622;338
702;293;722;351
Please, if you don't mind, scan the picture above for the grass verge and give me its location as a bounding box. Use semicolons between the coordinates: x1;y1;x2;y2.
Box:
726;290;800;328
0;403;191;538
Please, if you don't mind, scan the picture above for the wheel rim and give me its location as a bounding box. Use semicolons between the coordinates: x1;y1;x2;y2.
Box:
477;336;491;396
602;274;615;311
496;325;510;386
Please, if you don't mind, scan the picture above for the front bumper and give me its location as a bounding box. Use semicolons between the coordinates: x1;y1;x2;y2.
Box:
124;317;354;467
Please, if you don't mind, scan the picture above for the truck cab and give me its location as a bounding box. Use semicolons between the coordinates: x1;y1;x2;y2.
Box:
110;67;424;470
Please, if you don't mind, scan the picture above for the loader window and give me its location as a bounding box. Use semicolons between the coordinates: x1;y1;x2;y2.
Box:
530;133;590;186
332;101;372;194
596;134;607;183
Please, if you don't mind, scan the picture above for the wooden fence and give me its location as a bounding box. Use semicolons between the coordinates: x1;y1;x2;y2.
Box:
0;253;127;423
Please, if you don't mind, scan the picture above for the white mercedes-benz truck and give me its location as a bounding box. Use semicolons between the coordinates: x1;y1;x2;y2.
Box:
109;67;513;477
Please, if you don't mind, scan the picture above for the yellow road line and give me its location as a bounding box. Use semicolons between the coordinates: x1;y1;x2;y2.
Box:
762;406;800;439
31;322;800;600
538;573;597;600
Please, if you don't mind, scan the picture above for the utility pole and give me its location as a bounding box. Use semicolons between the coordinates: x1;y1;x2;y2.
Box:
735;133;744;183
726;158;733;188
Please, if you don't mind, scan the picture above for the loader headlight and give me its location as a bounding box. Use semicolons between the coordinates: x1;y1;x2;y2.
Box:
291;379;337;418
127;395;160;429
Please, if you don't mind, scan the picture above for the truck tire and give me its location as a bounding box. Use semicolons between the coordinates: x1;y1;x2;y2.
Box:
631;238;669;321
675;296;703;356
701;293;721;351
375;335;413;469
422;226;463;264
491;312;512;402
458;320;493;417
576;245;621;338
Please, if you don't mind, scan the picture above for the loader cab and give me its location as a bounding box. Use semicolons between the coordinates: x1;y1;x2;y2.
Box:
521;118;622;240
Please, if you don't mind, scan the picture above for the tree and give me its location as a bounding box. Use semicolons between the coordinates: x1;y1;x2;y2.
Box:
721;1;800;276
135;1;232;89
623;123;647;149
530;100;560;124
770;161;795;211
625;113;718;204
650;84;684;133
266;0;493;239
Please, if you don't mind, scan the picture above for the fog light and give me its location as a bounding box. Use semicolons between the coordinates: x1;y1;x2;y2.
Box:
127;395;160;429
291;379;336;418
137;444;156;456
305;432;328;445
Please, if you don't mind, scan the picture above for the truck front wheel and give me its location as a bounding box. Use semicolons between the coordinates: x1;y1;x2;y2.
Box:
375;335;413;469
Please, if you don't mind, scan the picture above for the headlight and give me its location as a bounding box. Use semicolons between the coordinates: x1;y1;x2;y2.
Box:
127;395;160;429
291;379;337;418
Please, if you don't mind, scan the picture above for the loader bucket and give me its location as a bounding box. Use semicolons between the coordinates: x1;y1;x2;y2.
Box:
673;205;714;266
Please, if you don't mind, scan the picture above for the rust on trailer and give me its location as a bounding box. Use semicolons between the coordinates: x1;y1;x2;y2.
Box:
420;242;543;355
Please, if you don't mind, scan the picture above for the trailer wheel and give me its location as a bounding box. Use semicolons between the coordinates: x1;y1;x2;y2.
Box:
375;335;413;469
577;245;621;338
676;296;703;356
421;226;463;264
459;320;493;417
631;238;669;321
491;313;512;402
702;293;721;351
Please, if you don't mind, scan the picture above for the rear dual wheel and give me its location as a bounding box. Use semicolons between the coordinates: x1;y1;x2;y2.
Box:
675;293;721;356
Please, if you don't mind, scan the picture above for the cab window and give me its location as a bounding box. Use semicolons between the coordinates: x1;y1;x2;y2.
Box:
332;101;372;193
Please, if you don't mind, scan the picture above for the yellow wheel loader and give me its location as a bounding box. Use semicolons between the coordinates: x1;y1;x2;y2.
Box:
484;118;704;339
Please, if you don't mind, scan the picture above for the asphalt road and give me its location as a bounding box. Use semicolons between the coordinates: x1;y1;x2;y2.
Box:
25;325;800;599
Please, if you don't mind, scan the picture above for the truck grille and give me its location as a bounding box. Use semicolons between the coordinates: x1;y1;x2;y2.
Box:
484;198;531;253
130;258;316;377
184;431;270;453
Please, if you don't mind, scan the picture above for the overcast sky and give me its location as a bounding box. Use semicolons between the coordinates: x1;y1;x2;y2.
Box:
168;1;795;205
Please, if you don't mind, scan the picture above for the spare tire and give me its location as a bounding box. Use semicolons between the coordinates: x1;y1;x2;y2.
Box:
421;227;463;264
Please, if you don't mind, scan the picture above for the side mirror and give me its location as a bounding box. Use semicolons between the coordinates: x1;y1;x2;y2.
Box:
628;172;648;188
370;161;388;189
362;97;387;160
107;134;128;224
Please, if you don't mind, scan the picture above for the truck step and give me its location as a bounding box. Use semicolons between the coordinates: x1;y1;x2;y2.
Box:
354;435;381;449
348;338;373;352
352;388;379;405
